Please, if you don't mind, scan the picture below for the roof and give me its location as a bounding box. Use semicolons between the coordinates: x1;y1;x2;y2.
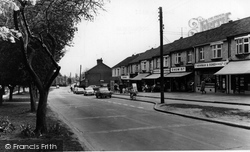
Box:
112;54;140;68
116;16;250;65
170;16;250;51
129;48;158;64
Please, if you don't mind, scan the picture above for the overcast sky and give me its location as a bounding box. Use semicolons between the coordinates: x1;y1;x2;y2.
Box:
58;0;250;76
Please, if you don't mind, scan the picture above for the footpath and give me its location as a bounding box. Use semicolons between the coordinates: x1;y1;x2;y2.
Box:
112;91;250;130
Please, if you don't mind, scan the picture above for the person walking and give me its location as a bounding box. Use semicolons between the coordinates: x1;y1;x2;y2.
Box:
201;80;206;94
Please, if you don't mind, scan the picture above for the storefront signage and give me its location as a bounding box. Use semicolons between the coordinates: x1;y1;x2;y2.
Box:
153;69;170;74
121;75;130;80
188;13;231;36
195;61;227;69
171;67;186;73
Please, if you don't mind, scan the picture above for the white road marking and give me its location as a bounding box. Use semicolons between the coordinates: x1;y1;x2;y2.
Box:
74;115;127;120
87;126;163;134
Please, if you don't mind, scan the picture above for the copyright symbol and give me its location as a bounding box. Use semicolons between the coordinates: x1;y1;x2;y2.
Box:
5;144;11;149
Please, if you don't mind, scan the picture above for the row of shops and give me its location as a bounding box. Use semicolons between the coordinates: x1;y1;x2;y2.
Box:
111;60;250;94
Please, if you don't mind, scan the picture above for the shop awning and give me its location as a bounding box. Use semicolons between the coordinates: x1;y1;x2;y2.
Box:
143;74;160;79
130;73;149;81
165;72;192;78
214;60;250;75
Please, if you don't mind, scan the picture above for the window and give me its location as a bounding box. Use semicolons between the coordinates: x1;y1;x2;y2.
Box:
164;56;168;67
121;67;125;75
236;36;250;54
135;65;138;72
198;47;204;61
187;51;192;63
212;44;222;58
175;53;181;64
117;69;120;76
150;61;153;70
156;58;160;68
143;62;146;71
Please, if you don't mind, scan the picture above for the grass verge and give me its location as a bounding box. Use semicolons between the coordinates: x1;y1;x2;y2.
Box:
0;94;84;151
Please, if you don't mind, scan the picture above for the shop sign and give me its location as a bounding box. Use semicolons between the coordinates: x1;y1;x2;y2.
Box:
121;75;130;80
188;12;231;36
195;61;227;69
171;67;186;73
153;69;170;74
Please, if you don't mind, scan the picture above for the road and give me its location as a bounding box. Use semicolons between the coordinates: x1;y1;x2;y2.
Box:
48;87;250;151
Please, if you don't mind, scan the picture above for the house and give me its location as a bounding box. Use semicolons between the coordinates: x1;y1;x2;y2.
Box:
111;54;140;92
84;58;112;87
112;16;250;94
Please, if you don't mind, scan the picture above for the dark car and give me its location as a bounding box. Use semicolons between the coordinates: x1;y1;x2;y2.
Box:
95;87;112;98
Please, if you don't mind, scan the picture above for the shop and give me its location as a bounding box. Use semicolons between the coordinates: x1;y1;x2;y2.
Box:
120;75;130;89
142;69;170;92
166;66;194;92
130;73;150;92
214;60;250;94
195;61;227;93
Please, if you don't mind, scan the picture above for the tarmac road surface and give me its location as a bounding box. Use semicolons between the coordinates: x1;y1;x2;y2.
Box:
48;87;250;151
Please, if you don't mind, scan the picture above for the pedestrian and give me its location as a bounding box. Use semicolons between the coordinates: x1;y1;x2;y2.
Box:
201;80;206;94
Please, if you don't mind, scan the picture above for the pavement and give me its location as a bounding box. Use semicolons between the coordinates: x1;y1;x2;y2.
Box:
112;91;250;130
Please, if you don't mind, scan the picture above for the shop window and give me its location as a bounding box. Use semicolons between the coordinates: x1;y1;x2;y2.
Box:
198;47;204;61
212;44;222;58
236;36;250;54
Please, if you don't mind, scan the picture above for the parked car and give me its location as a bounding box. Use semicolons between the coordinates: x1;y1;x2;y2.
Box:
95;87;112;98
83;87;95;96
74;87;84;94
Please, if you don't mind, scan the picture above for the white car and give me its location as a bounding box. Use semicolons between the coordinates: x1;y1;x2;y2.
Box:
83;87;95;96
74;87;85;94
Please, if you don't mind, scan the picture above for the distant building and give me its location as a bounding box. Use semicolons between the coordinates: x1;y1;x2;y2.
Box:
84;58;112;87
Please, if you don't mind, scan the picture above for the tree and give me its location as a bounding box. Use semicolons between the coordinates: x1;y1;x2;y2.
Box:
0;0;106;134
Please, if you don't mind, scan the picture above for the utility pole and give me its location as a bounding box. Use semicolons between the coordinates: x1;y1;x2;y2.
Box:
159;7;164;104
79;65;82;85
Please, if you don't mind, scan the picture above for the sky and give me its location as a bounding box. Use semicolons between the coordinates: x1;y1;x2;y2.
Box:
58;0;250;76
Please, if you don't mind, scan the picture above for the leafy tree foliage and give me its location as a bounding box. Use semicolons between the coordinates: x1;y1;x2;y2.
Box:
0;0;106;134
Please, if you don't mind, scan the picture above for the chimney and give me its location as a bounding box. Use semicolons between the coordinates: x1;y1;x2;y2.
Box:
97;58;103;65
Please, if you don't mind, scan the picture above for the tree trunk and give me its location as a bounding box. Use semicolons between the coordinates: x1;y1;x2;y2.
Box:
35;89;49;134
29;82;36;112
0;87;3;106
8;86;14;101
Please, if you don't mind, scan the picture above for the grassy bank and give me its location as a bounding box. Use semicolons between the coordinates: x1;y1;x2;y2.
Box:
0;93;84;151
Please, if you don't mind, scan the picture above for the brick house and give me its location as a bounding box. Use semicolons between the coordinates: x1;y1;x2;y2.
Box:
84;58;112;87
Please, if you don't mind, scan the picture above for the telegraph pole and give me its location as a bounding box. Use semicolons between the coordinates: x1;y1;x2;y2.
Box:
79;65;82;85
159;7;164;104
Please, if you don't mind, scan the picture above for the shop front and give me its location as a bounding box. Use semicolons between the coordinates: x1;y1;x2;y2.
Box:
130;73;150;92
142;69;170;92
121;75;130;88
214;60;250;94
165;66;194;92
195;61;227;93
